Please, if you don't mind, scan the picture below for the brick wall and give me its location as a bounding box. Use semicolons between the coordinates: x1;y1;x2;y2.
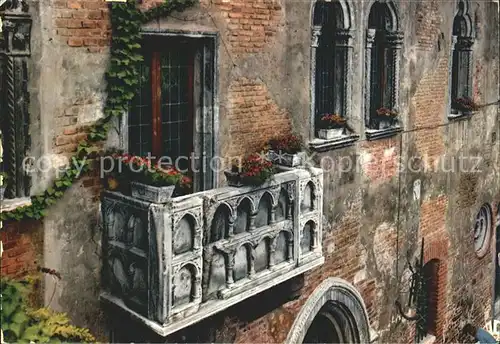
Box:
419;195;448;240
0;220;43;278
53;0;110;52
360;138;400;184
412;56;448;161
225;77;292;159
424;239;449;342
414;0;441;51
211;0;283;55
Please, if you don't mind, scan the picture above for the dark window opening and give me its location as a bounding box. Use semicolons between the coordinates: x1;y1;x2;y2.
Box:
450;1;474;115
313;1;348;137
128;38;194;173
128;35;216;192
367;1;398;129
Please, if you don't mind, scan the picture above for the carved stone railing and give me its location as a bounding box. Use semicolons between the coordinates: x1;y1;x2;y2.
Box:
100;167;324;336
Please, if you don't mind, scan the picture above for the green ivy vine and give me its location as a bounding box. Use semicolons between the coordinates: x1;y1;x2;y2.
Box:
0;0;195;222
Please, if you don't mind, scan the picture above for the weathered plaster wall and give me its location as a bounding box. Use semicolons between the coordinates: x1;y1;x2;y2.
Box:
14;0;499;342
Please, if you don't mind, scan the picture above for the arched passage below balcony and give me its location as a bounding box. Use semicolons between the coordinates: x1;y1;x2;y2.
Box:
286;278;371;344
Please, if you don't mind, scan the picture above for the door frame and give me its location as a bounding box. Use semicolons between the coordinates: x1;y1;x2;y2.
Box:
119;29;219;192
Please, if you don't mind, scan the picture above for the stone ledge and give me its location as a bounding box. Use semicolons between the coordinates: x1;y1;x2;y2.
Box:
448;112;474;121
100;255;325;337
419;334;436;344
0;197;32;213
309;134;359;152
365;126;402;141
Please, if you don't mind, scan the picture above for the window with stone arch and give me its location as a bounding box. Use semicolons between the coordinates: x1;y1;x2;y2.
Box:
449;0;474;117
311;0;353;140
364;1;403;135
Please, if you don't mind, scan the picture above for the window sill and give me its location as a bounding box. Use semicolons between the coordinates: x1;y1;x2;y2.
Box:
1;197;32;213
419;334;436;344
309;134;359;152
448;111;474;121
365;126;402;141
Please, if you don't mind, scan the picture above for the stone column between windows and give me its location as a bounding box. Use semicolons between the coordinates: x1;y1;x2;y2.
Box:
310;26;322;140
337;29;354;122
387;31;404;114
448;36;458;114
460;37;474;98
364;29;376;127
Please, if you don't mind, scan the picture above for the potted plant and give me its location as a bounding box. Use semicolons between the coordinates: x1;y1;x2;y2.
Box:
318;114;346;139
224;153;274;187
130;160;184;203
101;152;137;193
267;134;304;167
376;107;398;129
0;172;8;200
452;96;480;115
175;175;193;196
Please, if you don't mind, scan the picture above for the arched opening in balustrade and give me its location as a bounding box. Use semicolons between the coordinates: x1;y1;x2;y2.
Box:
233;244;251;282
301;221;316;254
255;192;274;227
301;182;315;212
235;197;252;234
173;214;196;255
276;188;289;221
275;231;290;265
210;203;232;242
255;237;271;273
173;263;197;307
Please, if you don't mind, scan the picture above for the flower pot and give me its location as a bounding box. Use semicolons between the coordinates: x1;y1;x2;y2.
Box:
106;176;120;191
130;181;175;203
0;186;5;201
378;117;393;130
224;170;244;187
268;150;303;167
318;128;344;140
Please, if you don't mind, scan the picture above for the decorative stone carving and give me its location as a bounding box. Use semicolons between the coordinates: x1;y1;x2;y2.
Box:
101;167;325;336
311;25;321;48
1;0;31;198
1;0;31;57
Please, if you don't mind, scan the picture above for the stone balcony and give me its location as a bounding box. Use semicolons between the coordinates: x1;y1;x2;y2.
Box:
100;166;325;336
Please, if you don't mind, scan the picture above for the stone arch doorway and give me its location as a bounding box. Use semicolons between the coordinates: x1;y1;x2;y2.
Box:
494;203;500;318
286;278;371;344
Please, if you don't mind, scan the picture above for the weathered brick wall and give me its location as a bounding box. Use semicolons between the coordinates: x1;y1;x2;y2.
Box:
360;138;400;184
53;0;110;51
211;0;283;55
225;77;292;158
414;0;441;51
411;56;448;161
0;220;43;277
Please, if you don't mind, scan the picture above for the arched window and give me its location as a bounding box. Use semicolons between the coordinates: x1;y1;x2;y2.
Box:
311;1;353;144
365;1;403;137
449;0;474;118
